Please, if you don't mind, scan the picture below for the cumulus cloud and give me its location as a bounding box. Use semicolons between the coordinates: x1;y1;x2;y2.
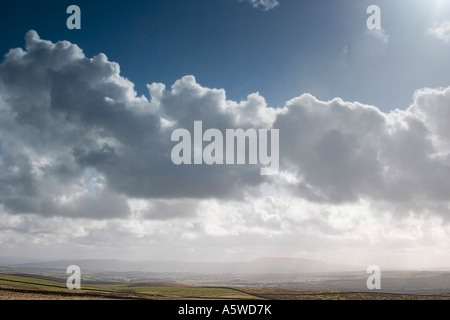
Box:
427;20;450;43
1;30;450;227
0;30;278;220
275;88;450;211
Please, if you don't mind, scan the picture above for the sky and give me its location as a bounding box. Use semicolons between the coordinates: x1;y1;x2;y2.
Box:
1;0;450;269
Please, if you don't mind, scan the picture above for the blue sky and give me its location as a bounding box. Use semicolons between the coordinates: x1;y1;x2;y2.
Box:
1;1;450;269
2;0;450;110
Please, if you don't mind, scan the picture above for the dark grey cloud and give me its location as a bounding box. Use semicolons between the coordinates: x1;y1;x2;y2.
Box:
0;31;272;219
275;95;386;202
142;199;199;220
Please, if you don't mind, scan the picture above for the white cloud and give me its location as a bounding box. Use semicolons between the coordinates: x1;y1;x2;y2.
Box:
242;0;279;11
2;197;450;268
366;28;390;44
340;45;349;58
427;20;450;43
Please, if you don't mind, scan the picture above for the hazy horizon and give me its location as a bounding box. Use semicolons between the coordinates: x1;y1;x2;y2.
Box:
3;255;450;273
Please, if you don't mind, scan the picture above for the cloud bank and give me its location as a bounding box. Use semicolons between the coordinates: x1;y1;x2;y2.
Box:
1;31;450;266
1;31;450;219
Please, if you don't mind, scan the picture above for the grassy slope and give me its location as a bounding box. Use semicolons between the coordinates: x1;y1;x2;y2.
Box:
1;273;450;300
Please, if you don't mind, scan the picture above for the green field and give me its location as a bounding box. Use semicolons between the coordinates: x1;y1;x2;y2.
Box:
0;273;259;300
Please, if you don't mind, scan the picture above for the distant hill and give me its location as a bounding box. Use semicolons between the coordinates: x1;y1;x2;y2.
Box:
0;256;44;266
9;257;357;274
